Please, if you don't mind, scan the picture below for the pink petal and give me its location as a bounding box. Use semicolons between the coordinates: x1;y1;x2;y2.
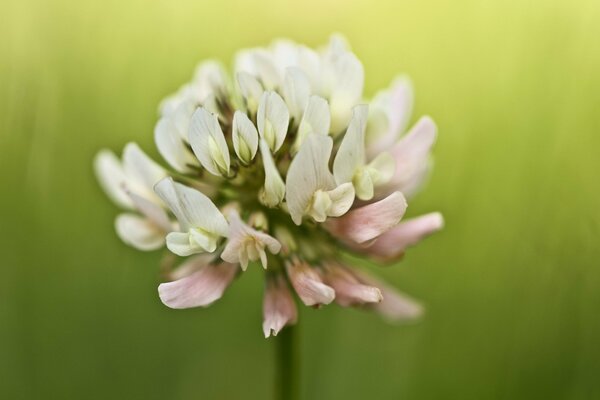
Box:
158;260;238;309
325;192;407;244
262;275;298;338
382;116;437;198
322;263;382;307
286;259;335;307
354;270;424;322
366;212;444;261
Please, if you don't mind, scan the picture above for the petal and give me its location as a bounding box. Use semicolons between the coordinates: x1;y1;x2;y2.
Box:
286;260;335;307
286;135;335;225
294;95;331;152
324;182;355;217
232;111;259;164
158;261;238;309
154;117;198;173
169;254;216;280
333;104;368;185
122;143;167;199
322;264;382;307
355;271;424;322
326;192;407;244
189;107;231;176
221;211;281;270
257;91;290;152
366;212;444;261
329;52;364;134
247;49;281;90
263;275;298;338
127;191;172;232
166;231;203;256
154;177;228;235
115;213;165;251
192;61;228;100
367;152;396;185
94;150;132;209
236;72;264;114
259;140;286;207
282;67;310;120
366;76;413;158
384;116;437;198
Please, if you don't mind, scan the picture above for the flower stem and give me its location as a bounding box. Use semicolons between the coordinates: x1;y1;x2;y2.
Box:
275;324;299;400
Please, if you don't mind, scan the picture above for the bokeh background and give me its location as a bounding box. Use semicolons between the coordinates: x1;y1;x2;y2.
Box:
2;0;599;399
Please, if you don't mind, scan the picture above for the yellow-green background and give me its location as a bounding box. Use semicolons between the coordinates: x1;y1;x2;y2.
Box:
2;0;599;399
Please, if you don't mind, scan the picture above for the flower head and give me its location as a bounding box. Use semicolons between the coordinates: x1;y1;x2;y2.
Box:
95;35;443;336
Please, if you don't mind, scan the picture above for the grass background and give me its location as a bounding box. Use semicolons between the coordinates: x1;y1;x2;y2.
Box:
1;0;599;398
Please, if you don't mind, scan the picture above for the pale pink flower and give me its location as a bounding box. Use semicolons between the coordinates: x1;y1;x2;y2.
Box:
354;270;424;322
364;212;444;262
158;256;238;309
322;263;382;307
263;275;298;338
325;191;407;244
286;259;335;307
95;35;443;336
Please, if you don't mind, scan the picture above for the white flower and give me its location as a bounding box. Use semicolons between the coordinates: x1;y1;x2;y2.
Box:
232;111;259;164
221;210;281;270
189;107;231;177
95;35;443;337
94;143;174;250
286;134;355;225
258;139;286;207
263;274;298;338
333;105;395;200
154;177;228;256
257;91;290;152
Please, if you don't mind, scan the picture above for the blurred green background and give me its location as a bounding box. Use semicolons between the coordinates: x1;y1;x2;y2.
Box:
2;0;599;398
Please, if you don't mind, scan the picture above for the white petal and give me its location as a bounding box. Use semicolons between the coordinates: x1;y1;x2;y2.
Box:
236;72;264;114
367;152;396;185
258;140;285;207
166;231;203;256
257;91;289;152
122;143;167;198
127;191;172;232
329;52;364;133
286;135;335;225
294;95;330;152
282;67;310;120
192;61;228;99
189;107;231;176
154;117;197;173
236;48;281;90
333;104;368;185
115;213;165;251
158;261;238;309
324;182;355;217
94;150;133;209
326;191;407;244
232;111;259;164
220;211;281;270
297;45;322;92
154;177;228;236
271;39;300;73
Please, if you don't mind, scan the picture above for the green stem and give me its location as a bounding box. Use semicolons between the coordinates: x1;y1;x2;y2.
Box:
275;324;299;400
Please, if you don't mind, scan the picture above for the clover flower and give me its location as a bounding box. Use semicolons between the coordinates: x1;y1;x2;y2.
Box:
95;35;443;338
